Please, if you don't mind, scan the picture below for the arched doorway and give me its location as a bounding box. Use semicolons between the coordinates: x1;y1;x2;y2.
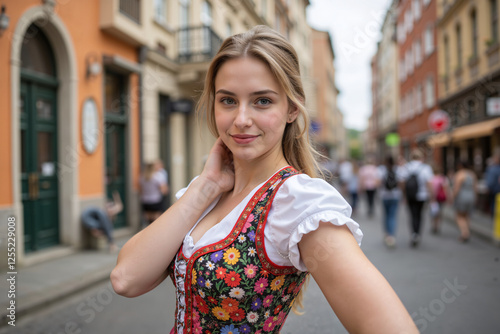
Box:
20;24;60;252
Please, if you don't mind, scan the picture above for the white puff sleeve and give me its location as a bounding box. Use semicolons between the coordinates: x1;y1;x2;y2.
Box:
266;174;363;272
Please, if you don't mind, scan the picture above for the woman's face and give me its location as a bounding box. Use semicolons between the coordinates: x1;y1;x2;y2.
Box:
214;57;297;164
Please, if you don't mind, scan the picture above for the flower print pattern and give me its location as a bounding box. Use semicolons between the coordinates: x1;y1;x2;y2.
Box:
224;271;241;287
270;276;285;291
211;251;223;263
229;287;245;300
223;247;240;265
247;247;256;257
171;168;309;333
244;264;258;278
254;278;268;294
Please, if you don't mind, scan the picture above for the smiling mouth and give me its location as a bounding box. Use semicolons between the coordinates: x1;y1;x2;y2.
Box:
231;134;258;144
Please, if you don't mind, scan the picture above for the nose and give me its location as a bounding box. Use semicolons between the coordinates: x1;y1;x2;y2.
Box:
234;104;252;128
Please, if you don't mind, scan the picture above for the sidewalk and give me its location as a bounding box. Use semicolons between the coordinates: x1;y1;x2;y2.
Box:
0;206;497;327
442;204;495;242
0;238;128;327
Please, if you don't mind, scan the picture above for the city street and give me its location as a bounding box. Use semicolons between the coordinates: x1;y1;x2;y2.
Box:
4;198;500;334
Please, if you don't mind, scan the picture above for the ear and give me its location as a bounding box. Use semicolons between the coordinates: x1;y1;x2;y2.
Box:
287;102;299;123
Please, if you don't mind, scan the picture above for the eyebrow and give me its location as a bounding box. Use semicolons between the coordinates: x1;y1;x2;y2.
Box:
215;89;279;96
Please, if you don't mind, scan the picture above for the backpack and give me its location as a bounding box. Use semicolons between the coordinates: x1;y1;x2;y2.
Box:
436;179;447;202
405;172;419;201
385;169;398;190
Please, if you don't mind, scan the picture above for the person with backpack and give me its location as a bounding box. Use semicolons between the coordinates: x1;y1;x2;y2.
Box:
379;156;403;248
402;149;434;248
429;166;450;234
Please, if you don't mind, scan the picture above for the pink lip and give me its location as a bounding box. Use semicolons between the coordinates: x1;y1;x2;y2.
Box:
231;134;258;144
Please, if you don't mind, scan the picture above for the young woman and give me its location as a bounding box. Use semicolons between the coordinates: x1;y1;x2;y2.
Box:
111;26;417;334
452;160;477;242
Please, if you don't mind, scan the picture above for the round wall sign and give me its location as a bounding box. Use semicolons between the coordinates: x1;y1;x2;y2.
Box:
82;98;99;154
428;109;450;133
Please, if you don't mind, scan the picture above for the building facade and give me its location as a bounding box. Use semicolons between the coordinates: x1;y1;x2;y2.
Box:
374;0;400;160
311;28;346;160
397;0;439;160
0;0;323;266
431;0;500;180
0;0;142;265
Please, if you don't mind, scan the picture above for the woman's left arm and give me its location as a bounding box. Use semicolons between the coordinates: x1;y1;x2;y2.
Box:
298;223;418;334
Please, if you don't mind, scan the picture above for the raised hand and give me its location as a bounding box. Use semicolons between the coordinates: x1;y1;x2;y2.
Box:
200;138;235;194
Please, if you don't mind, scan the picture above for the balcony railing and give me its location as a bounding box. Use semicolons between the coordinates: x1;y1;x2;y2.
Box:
119;0;141;24
178;26;223;63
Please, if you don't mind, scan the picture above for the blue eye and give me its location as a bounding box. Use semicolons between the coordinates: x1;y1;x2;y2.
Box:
256;98;271;106
220;97;236;105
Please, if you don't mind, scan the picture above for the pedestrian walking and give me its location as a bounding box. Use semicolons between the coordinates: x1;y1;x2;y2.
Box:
111;26;418;334
429;166;450;234
359;155;380;217
485;152;500;217
452;160;477;243
140;162;168;225
379;156;403;248
346;160;360;216
155;158;170;211
401;149;434;247
338;158;353;196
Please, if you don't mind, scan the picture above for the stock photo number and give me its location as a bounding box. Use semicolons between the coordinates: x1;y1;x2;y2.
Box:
6;216;17;327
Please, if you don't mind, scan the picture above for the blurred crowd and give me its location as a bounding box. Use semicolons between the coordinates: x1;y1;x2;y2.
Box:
320;149;500;248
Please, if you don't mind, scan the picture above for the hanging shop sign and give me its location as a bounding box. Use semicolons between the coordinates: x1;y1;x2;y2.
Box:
428;109;450;133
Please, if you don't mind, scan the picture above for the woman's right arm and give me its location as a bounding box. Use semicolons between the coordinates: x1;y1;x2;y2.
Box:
111;138;234;298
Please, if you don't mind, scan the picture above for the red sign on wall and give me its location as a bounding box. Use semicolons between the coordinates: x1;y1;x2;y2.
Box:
428;110;450;133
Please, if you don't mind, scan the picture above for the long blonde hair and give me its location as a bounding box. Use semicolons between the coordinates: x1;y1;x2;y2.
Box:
197;25;318;313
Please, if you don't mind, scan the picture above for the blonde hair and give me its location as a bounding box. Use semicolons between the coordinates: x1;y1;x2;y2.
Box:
196;25;321;178
143;163;156;181
197;25;319;313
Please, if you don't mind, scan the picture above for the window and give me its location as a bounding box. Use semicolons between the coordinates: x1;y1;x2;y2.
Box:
491;0;498;42
399;58;405;82
456;23;462;67
444;35;450;76
424;25;434;55
413;0;421;21
415;39;422;66
425;75;435;109
261;0;267;19
471;10;478;57
417;84;423;114
397;22;406;44
201;1;212;26
154;0;167;25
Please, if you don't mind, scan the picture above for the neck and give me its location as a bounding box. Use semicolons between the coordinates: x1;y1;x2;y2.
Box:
230;155;289;196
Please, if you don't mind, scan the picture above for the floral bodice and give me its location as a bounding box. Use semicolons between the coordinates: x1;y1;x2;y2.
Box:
170;167;309;333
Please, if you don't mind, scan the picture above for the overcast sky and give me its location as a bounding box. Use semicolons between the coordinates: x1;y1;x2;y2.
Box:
307;0;392;131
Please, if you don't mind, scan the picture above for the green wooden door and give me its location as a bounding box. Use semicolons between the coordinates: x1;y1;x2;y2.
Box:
20;78;59;253
104;71;127;228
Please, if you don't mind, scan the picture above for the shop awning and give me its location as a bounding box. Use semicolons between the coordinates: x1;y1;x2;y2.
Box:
451;118;500;141
427;117;500;147
427;132;452;147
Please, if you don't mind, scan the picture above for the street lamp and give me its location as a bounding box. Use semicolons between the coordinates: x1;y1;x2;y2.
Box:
0;5;10;36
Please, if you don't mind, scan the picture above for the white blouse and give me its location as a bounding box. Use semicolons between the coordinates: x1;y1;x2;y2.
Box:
175;173;363;272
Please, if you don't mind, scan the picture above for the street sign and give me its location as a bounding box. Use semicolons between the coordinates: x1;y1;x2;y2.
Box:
428;109;450;133
487;97;500;116
385;133;400;147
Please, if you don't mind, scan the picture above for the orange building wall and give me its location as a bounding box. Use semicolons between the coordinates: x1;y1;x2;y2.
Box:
0;0;140;205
